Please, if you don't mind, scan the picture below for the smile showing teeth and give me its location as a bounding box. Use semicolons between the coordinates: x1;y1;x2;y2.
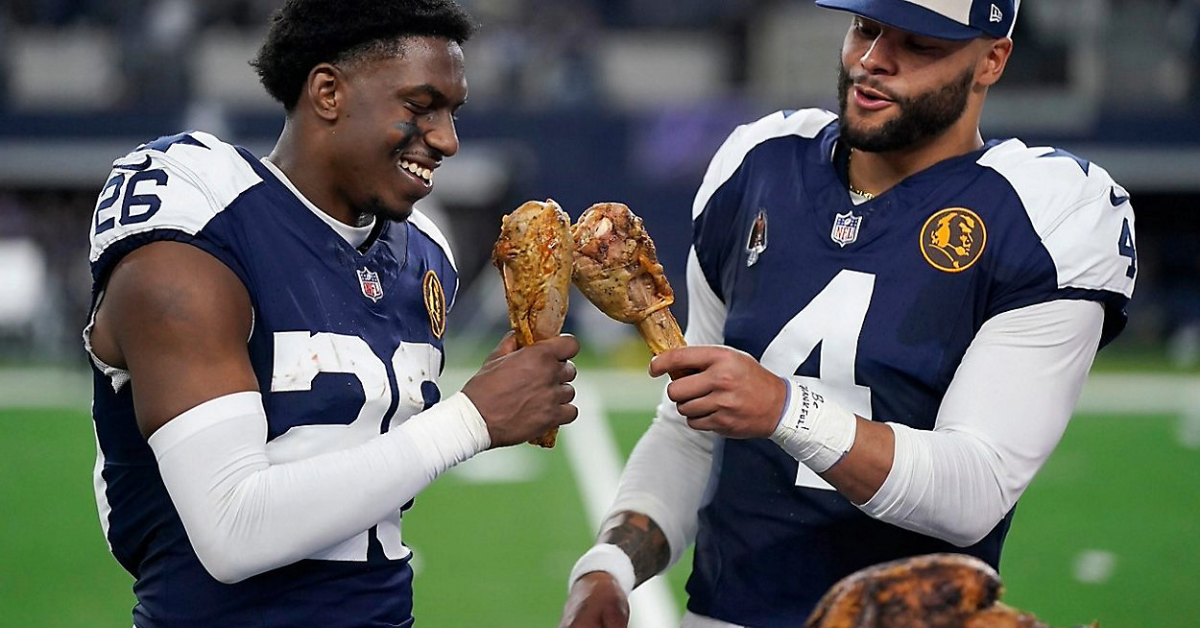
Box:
400;160;433;183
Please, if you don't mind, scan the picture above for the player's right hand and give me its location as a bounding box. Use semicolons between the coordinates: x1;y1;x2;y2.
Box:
558;572;630;628
650;345;788;440
462;332;579;448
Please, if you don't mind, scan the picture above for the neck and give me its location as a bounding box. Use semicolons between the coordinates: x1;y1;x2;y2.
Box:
848;122;985;198
267;121;358;226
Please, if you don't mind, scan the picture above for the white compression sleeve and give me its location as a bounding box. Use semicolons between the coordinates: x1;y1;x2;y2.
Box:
859;300;1105;546
149;390;490;583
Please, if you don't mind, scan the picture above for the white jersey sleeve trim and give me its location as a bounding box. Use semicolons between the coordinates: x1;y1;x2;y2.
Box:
977;140;1136;298
683;248;727;345
407;208;460;311
859;299;1104;546
89;132;262;264
148;390;489;583
692;109;837;220
407;208;458;274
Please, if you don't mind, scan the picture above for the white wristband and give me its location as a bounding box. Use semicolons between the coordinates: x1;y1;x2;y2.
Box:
567;543;636;595
769;378;858;473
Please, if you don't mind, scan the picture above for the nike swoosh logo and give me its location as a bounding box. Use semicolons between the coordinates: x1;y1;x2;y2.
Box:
1110;186;1130;206
114;155;154;172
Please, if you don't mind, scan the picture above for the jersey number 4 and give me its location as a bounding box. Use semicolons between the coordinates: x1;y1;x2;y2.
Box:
760;270;875;490
1118;218;1137;279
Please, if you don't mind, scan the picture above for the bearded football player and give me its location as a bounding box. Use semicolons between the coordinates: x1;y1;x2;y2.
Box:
559;1;1136;627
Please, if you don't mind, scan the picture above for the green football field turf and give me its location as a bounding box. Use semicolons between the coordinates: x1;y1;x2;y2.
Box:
2;377;1197;627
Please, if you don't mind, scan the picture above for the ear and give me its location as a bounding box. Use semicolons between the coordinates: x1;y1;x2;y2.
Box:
975;37;1012;87
305;63;343;122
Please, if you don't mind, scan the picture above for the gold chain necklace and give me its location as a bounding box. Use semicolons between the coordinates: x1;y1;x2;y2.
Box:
847;150;875;200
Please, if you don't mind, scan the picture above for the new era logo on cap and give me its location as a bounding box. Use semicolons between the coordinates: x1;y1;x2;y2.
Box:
815;0;1020;41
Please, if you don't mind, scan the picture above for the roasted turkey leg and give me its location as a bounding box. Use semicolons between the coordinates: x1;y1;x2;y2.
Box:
571;202;685;356
805;553;1003;628
492;199;573;448
805;553;1093;628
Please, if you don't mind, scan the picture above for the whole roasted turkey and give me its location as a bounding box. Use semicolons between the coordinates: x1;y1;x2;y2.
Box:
806;553;1096;628
491;199;573;448
571;202;685;356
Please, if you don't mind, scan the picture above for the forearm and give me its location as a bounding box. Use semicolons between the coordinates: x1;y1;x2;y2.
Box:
570;393;714;591
820;417;894;504
597;512;670;587
859;424;1012;546
606;393;714;568
151;391;489;583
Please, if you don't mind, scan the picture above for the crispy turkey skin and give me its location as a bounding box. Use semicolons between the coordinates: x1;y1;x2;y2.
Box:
492;199;573;448
571;202;685;356
806;554;1093;628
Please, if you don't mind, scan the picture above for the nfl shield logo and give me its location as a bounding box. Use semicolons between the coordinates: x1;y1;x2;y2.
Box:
357;268;384;302
831;211;863;248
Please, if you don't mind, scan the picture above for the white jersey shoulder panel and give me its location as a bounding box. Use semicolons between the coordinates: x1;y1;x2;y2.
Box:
692;109;837;220
406;207;459;309
407;208;457;272
89;131;263;263
978;139;1136;298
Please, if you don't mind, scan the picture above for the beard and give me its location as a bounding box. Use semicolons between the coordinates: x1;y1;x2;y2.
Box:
837;63;975;153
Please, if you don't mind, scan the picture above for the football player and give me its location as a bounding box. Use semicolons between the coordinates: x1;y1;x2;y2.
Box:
84;1;579;626
559;1;1137;627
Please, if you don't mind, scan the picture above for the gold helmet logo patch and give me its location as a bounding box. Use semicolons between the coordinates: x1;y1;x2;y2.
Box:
423;270;447;339
921;208;987;273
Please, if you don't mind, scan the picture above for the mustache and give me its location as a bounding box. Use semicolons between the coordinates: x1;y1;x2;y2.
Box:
850;76;902;102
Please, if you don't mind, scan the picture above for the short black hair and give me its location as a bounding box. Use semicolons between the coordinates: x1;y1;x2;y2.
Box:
251;0;476;110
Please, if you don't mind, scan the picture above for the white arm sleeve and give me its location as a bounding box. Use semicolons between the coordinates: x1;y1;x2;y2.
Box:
149;390;490;583
859;299;1104;546
600;250;723;568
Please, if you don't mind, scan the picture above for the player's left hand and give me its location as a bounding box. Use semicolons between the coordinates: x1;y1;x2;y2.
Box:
649;345;787;439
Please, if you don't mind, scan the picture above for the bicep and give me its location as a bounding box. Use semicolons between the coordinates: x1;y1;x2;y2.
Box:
95;240;257;437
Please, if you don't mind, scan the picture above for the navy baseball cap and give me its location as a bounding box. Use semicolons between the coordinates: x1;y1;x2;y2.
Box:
815;0;1019;40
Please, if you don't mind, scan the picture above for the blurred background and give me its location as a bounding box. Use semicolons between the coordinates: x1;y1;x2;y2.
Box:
0;0;1197;627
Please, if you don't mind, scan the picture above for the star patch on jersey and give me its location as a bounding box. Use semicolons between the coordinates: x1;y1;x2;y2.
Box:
920;208;987;273
357;267;384;302
831;211;862;247
746;208;769;266
423;270;447;339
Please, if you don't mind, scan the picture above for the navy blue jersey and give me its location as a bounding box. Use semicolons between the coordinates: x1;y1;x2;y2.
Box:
683;110;1136;626
84;131;459;627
